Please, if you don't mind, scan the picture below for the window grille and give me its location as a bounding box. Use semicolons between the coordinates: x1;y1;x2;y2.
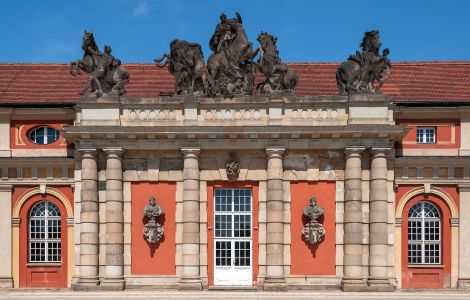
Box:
28;126;60;145
407;201;440;264
29;201;62;263
416;127;436;143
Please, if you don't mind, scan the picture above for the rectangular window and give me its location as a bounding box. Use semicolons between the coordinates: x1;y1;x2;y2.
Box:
416;127;436;143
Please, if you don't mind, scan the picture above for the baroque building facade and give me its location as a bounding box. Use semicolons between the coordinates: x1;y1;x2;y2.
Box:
1;16;470;291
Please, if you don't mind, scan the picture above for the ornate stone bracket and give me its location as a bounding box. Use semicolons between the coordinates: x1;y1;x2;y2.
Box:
143;196;164;244
301;196;325;245
226;152;240;182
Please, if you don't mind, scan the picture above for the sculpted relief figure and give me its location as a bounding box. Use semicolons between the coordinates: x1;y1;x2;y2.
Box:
255;32;298;94
155;39;207;96
336;30;391;95
70;31;129;96
206;12;258;97
302;197;326;245
143;196;165;244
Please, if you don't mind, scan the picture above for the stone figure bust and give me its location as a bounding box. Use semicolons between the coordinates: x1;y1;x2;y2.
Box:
143;196;164;219
303;197;324;221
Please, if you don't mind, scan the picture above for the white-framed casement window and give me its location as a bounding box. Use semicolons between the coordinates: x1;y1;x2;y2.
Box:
416;127;436;143
29;201;62;263
28;126;60;145
407;201;441;264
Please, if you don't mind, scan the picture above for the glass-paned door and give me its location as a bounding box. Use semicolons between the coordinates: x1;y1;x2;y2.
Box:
214;188;252;285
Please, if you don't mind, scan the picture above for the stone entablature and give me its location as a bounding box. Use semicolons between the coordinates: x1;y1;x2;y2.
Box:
68;94;402;153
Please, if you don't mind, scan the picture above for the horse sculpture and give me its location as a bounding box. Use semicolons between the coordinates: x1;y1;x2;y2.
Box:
154;39;207;96
206;13;258;96
336;30;391;95
70;31;129;96
255;32;298;94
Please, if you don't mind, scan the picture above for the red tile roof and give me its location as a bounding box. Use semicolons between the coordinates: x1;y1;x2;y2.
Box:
0;62;469;105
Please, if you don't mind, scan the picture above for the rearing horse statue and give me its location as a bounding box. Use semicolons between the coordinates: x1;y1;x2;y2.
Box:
70;31;129;96
336;30;391;95
206;13;258;96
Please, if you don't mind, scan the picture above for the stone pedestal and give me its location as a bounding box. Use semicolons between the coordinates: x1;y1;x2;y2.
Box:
263;148;287;291
0;185;13;288
179;148;202;290
342;148;368;291
368;149;395;291
101;148;125;290
72;149;100;290
458;184;470;289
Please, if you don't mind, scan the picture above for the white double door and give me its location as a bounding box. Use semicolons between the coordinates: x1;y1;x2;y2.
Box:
213;188;252;286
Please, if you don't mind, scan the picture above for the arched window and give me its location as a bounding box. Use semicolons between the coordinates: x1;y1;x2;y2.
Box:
407;201;440;264
29;201;62;263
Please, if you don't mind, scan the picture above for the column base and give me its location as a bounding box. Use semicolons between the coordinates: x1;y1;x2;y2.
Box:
458;279;470;289
178;278;203;290
368;278;396;292
263;277;288;291
71;276;100;291
100;277;126;290
341;278;368;292
0;277;13;288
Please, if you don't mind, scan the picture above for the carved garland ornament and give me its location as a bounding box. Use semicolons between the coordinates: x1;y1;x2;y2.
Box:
143;196;165;244
302;196;325;245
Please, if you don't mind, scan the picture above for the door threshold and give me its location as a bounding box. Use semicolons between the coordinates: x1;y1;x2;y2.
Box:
208;285;257;291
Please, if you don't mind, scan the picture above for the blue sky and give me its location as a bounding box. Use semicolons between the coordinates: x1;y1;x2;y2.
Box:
1;0;470;63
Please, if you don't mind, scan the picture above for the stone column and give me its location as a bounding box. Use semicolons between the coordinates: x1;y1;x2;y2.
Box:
72;148;100;290
179;148;202;290
101;148;125;290
458;184;470;289
264;148;287;291
368;149;395;291
0;185;13;288
342;147;367;291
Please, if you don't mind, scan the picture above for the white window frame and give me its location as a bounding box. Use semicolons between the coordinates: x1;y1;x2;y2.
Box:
28;126;60;145
407;201;441;265
29;201;62;263
416;127;436;144
213;188;253;285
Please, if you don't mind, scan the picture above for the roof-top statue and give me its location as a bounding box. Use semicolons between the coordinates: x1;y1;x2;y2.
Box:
336;30;391;95
70;31;129;97
206;12;258;97
154;39;207;96
255;32;298;94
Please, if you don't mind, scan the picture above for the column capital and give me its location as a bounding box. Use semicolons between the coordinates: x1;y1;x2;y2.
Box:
0;184;13;192
370;147;392;157
78;148;97;158
266;147;285;159
181;147;200;159
344;147;365;157
11;217;21;227
102;147;124;158
459;184;470;192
